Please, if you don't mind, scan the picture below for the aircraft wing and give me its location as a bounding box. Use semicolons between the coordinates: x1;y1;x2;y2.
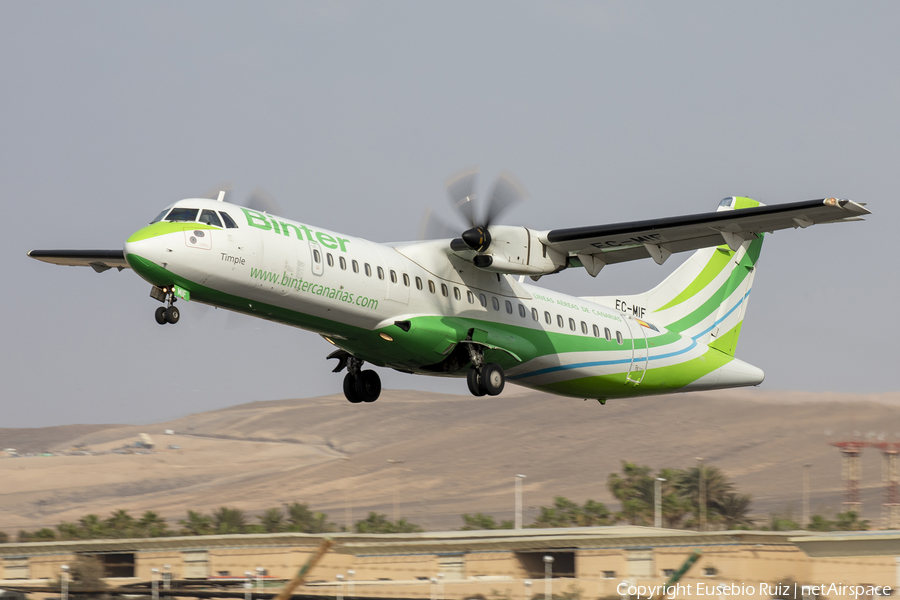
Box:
542;198;869;269
27;249;130;273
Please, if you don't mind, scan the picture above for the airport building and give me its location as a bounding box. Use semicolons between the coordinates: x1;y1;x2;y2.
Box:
1;526;898;599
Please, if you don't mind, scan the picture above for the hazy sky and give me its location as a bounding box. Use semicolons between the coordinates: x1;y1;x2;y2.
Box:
2;2;897;428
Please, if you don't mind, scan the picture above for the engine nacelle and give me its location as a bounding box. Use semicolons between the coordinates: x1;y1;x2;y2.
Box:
464;226;566;276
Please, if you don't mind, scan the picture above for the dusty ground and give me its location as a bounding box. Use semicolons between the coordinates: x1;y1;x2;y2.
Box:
2;386;898;538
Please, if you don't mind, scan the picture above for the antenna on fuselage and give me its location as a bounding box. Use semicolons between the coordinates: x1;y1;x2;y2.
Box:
216;191;226;202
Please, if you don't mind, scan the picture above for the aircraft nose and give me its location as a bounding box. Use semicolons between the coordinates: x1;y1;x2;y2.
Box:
124;224;169;282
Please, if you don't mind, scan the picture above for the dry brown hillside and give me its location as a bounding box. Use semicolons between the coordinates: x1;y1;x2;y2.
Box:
2;387;898;537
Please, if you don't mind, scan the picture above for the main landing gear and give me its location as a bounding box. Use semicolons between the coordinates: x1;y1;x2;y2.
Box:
151;286;180;325
463;344;505;397
328;350;382;403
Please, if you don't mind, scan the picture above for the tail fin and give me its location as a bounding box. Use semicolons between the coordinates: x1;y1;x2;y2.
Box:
581;197;764;357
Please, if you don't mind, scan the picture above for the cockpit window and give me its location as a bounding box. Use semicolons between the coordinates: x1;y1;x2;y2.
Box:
220;212;238;228
718;197;734;208
199;209;223;228
165;208;200;222
151;209;170;224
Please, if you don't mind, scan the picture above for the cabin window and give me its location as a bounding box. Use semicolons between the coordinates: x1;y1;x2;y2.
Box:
593;324;600;338
378;266;385;280
569;318;576;331
220;212;239;228
339;256;347;270
557;315;564;328
165;207;199;222
604;327;612;341
441;283;449;297
616;331;624;345
364;263;371;276
416;277;423;290
479;293;487;307
327;253;334;267
502;300;511;314
428;280;436;293
532;307;539;321
199;209;222;228
544;311;551;324
492;297;500;311
581;321;588;334
467;291;475;304
403;273;410;287
390;270;398;284
518;304;527;318
352;260;359;273
454;287;461;300
150;209;169;224
313;249;321;263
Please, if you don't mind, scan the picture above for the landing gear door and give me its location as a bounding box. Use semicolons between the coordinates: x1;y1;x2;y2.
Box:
308;241;324;277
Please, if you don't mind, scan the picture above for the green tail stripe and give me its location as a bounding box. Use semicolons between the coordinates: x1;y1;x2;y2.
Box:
664;235;763;334
709;322;743;356
655;247;732;312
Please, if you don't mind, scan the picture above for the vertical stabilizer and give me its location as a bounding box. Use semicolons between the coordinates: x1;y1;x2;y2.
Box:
581;197;765;357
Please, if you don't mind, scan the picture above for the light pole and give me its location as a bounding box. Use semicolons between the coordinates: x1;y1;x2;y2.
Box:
256;567;265;595
524;579;532;600
430;577;437;600
347;569;355;598
542;556;554;600
342;456;353;531
437;572;444;599
515;474;527;529
336;574;344;600
803;464;812;528
655;478;666;528
244;571;253;600
163;564;171;591
152;568;160;600
697;457;706;532
388;459;405;523
60;564;69;600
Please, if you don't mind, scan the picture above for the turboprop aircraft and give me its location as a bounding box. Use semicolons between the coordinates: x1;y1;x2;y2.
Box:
28;171;869;404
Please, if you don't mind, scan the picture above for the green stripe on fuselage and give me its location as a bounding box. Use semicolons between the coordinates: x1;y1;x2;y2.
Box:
535;347;734;399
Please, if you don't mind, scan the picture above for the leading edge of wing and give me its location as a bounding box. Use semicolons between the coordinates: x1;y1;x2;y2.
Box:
28;249;130;272
545;198;869;246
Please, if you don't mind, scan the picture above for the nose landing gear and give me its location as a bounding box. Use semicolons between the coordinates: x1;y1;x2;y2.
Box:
150;285;180;324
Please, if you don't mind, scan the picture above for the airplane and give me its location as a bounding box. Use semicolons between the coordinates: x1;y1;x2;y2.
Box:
28;171;869;404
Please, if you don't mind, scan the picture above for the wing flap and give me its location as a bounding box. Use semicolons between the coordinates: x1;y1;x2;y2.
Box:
544;198;868;263
28;249;130;272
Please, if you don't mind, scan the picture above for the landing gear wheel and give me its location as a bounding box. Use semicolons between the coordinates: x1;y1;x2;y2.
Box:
343;373;363;403
355;370;381;403
482;363;505;396
165;305;180;324
155;307;168;325
467;368;486;397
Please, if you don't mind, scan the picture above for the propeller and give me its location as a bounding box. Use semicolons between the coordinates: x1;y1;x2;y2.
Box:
421;167;528;253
